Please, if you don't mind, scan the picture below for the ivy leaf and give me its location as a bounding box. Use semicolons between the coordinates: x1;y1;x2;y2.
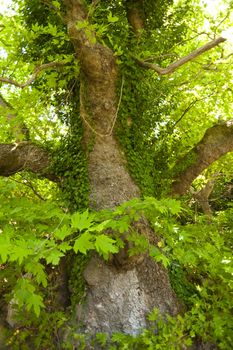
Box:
73;232;95;254
71;210;95;231
107;12;119;23
52;0;60;9
95;234;118;258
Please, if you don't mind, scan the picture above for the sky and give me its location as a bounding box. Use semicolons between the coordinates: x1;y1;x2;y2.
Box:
0;0;13;15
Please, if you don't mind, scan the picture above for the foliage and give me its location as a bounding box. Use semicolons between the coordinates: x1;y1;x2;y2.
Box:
0;184;232;348
0;0;233;349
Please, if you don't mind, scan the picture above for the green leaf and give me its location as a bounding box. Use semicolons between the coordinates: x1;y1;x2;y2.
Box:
76;20;89;30
54;225;72;240
89;219;111;233
58;242;72;253
95;333;108;346
95;234;118;258
73;232;95;254
11;244;33;265
52;0;60;9
14;279;44;316
149;246;170;268
26;293;45;317
71;210;95;231
24;261;47;287
0;235;11;262
107;12;119;23
45;249;64;265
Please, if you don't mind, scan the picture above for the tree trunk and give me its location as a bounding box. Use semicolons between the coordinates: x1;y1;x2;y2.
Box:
62;0;179;338
72;29;180;338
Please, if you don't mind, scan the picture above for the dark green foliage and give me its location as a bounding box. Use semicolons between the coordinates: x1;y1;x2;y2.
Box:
169;262;198;306
1;0;233;349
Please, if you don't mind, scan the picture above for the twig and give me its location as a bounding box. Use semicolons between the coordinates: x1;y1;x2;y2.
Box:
134;37;226;75
173;92;215;128
0;61;67;88
11;177;46;201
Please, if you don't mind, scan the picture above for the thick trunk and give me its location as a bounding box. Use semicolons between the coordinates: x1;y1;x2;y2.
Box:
74;29;179;338
64;0;179;338
81;111;180;337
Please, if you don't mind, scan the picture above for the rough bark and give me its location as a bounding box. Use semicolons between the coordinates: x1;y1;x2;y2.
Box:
126;0;144;36
64;0;180;338
0;142;54;180
172;122;233;195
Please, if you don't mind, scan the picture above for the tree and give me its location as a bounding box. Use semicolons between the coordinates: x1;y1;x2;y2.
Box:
0;0;233;348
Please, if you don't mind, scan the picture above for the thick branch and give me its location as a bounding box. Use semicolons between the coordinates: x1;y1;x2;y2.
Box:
172;122;233;195
126;0;144;36
0;61;66;88
135;37;226;75
64;0;94;51
0;142;56;181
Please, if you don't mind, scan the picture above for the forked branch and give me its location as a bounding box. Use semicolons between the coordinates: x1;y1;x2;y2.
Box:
0;61;66;88
135;37;226;75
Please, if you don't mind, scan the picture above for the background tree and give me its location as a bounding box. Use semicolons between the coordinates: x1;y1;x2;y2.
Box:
0;0;232;349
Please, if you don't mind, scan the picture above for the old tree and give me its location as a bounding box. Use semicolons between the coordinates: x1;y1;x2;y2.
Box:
0;0;233;348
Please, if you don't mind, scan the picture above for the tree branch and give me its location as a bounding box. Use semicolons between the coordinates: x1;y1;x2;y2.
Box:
0;61;66;88
126;0;144;36
172;122;233;195
194;176;217;220
0;142;57;181
173;92;215;129
11;176;46;201
135;37;226;75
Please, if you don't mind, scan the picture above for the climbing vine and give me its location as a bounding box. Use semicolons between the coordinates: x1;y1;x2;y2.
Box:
1;0;233;349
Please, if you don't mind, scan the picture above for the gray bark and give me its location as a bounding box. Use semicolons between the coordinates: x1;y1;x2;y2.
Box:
172;122;233;195
0;143;54;180
63;0;180;338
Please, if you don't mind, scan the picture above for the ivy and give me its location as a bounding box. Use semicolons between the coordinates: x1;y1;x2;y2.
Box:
1;0;233;348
